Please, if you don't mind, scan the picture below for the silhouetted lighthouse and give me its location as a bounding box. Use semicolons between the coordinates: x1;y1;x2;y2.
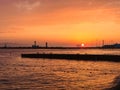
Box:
34;41;37;46
32;41;39;48
46;42;48;48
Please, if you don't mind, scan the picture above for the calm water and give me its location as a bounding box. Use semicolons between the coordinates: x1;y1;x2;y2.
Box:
0;49;120;90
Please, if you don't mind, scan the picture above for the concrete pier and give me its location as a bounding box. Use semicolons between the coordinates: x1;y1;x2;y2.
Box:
21;53;120;62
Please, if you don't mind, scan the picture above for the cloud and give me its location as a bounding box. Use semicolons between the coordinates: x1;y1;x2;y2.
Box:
105;0;120;7
14;0;41;11
0;0;120;26
0;25;24;33
40;0;120;9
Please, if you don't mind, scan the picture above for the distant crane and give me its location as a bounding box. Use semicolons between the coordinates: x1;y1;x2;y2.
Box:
102;40;105;46
4;43;7;48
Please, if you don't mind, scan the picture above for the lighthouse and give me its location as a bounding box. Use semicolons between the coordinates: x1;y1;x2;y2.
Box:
32;41;39;48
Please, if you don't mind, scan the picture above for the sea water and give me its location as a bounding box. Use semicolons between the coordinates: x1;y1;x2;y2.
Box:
0;49;120;90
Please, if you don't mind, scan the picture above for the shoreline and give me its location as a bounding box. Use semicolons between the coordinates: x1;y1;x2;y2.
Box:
0;47;120;49
106;75;120;90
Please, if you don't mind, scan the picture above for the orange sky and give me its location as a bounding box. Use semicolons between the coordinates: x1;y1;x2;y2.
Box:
0;0;120;47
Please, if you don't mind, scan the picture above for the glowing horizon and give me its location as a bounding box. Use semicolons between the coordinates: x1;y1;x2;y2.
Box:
0;0;120;47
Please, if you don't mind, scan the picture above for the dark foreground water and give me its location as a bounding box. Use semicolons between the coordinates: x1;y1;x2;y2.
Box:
0;49;120;90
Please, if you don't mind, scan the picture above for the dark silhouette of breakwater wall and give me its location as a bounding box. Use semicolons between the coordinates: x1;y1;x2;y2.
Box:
21;53;120;62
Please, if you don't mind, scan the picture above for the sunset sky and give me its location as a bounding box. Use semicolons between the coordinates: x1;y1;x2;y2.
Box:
0;0;120;47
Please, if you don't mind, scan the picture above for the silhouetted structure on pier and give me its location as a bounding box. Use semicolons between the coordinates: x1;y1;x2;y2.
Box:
102;43;120;48
32;41;39;48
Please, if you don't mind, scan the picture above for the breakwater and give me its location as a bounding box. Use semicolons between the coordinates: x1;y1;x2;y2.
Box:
21;53;120;62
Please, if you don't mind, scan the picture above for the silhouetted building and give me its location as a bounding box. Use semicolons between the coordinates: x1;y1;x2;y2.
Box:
102;43;120;48
32;41;39;48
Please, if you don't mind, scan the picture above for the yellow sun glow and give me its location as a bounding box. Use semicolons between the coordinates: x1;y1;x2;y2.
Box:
81;43;85;47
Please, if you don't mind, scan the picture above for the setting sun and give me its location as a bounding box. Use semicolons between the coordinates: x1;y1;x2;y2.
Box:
81;43;85;47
